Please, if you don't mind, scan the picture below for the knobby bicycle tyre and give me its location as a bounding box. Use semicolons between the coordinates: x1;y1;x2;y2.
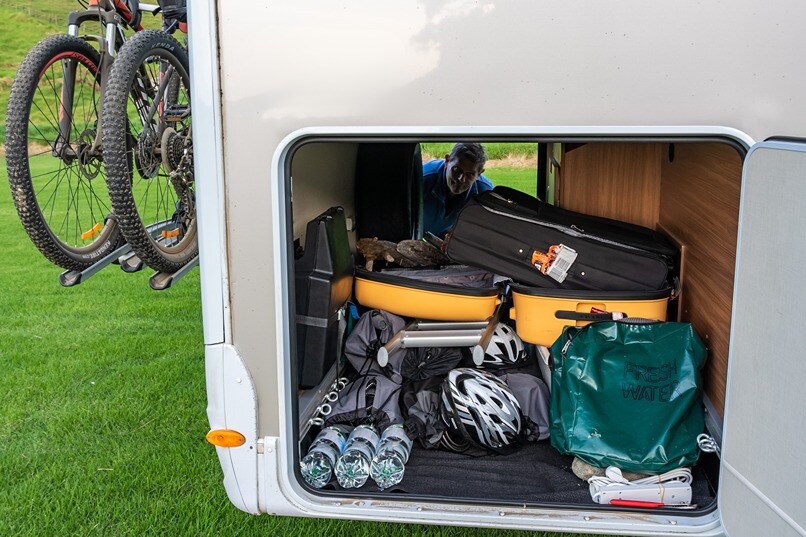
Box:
6;34;121;271
102;29;196;274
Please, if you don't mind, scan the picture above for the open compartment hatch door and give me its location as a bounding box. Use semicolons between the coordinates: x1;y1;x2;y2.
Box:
719;139;806;537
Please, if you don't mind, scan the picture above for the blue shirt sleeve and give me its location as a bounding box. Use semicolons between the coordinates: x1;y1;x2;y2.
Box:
475;174;494;193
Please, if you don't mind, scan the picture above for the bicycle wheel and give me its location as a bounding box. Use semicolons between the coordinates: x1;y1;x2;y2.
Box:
5;34;121;270
102;29;196;274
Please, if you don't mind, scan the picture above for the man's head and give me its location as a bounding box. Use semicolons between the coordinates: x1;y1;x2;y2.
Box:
444;143;487;196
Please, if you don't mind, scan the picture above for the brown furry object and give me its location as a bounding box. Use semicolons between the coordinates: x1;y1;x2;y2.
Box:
356;237;416;271
396;239;450;267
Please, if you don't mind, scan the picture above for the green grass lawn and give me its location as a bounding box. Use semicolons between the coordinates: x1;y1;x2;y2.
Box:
421;142;538;161
0;157;618;536
486;166;538;195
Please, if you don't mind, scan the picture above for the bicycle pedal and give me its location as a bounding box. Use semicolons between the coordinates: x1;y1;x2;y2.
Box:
164;105;189;121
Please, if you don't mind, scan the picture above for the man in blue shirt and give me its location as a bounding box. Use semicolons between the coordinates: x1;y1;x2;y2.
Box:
422;142;494;238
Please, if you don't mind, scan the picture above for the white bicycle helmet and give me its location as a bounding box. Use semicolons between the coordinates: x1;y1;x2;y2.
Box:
481;323;526;368
440;368;523;453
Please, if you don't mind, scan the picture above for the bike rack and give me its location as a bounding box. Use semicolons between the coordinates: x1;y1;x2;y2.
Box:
149;255;199;290
59;242;137;287
58;219;198;290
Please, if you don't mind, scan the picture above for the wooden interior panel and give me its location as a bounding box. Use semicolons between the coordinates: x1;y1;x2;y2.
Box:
659;143;743;418
558;143;663;228
558;141;743;419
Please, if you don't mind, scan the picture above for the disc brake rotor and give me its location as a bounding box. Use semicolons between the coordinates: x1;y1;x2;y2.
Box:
77;129;102;179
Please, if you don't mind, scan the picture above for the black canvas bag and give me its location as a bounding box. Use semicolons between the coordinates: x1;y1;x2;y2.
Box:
445;187;675;291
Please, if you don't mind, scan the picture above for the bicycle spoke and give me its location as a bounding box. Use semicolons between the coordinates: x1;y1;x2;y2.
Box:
92;176;111;214
67;165;88;244
41;163;71;219
59;166;78;242
67;171;88;245
161;178;174;224
53;165;73;238
157;172;174;222
29;96;61;140
26;148;54;159
34;166;65;195
39;66;62;130
78;177;98;234
27;119;56;150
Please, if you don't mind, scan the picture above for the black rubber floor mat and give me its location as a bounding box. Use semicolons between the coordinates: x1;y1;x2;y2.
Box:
352;441;716;507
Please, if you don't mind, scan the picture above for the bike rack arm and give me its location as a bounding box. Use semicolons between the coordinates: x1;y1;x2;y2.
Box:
149;256;199;291
59;242;133;287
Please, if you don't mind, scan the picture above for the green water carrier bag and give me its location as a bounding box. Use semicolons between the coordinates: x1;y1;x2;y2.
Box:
549;320;707;474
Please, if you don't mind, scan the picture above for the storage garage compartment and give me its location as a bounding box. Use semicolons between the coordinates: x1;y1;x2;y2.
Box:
286;136;743;512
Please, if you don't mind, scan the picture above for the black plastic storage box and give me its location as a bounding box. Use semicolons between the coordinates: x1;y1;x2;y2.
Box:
294;207;354;388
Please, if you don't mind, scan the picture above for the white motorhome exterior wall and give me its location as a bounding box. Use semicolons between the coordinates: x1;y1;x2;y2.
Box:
193;0;806;532
214;0;806;436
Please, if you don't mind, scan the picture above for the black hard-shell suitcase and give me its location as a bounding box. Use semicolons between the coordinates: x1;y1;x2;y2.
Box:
445;187;676;291
294;207;354;388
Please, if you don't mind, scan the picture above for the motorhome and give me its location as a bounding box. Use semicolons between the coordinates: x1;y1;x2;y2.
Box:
189;1;806;535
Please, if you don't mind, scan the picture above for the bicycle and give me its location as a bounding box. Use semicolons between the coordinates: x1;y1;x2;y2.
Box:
4;1;162;271
101;1;194;275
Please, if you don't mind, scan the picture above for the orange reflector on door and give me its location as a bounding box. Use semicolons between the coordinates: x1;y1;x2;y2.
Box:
81;222;103;241
206;429;246;448
162;228;180;239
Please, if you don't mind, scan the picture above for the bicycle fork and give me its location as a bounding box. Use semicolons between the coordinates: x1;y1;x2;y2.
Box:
57;5;128;158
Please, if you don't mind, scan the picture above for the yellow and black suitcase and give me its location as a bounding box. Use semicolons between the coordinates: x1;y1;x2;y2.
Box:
509;284;671;346
354;266;501;321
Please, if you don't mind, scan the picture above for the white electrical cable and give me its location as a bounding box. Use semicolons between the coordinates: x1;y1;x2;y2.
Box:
588;466;693;504
697;433;721;457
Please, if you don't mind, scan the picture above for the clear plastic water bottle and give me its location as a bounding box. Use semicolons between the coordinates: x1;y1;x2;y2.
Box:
334;424;380;488
370;424;413;490
300;425;350;488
